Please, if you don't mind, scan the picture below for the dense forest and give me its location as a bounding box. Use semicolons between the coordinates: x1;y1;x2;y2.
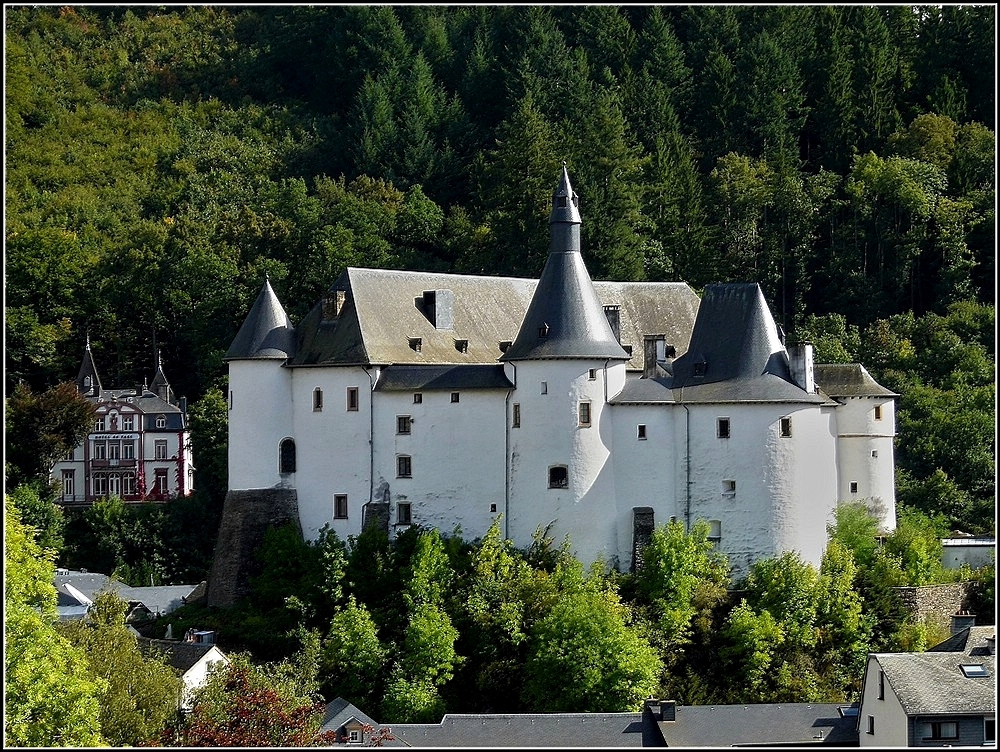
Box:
3;5;996;742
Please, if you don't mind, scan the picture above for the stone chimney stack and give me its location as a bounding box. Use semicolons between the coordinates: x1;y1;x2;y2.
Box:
787;341;815;393
950;610;977;635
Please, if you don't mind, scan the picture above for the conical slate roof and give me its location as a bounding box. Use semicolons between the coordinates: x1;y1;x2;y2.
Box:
501;167;629;361
76;340;102;397
150;350;174;404
224;277;296;361
670;283;792;388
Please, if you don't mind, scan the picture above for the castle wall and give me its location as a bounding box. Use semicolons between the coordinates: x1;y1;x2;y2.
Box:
227;360;293;490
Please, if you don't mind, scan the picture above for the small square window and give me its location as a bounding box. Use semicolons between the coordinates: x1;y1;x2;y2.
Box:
850;481;859;494
334;495;348;519
413;393;423;404
578;401;591;427
512;403;521;428
588;368;597;380
871;450;878;458
490;503;497;513
548;466;568;489
540;381;547;395
397;416;412;434
722;480;736;496
397;455;412;478
348;729;361;743
637;424;647;440
347;387;359;411
717;418;730;439
451;392;460;403
874;404;882;420
397;502;412;525
779;416;792;437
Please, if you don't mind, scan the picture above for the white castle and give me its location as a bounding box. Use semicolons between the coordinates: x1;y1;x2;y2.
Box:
224;167;897;576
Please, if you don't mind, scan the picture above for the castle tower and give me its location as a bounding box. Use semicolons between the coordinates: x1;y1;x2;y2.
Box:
502;165;631;566
223;276;297;490
76;337;102;398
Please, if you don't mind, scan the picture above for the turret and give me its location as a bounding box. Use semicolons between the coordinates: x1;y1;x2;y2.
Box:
76;337;102;398
150;349;174;405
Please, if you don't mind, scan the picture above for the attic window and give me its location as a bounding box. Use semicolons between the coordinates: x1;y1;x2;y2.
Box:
538;323;549;338
455;339;469;354
960;663;989;678
409;337;422;352
156;414;167;428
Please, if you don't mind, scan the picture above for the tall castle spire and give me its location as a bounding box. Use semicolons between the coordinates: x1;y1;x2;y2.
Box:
501;165;629;361
76;338;103;398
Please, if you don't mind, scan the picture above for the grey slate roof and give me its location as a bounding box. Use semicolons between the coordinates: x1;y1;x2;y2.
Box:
656;703;859;746
874;650;996;715
53;570;199;616
75;342;103;397
320;698;380;734
502;168;629;362
137;637;224;673
374;364;513;391
287;269;700;371
224;277;296;360
927;625;996;655
814;363;898;398
388;712;646;747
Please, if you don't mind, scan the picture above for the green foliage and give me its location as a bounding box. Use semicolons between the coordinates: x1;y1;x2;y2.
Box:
7;481;66;553
5;494;107;747
320;597;388;709
58;592;183;745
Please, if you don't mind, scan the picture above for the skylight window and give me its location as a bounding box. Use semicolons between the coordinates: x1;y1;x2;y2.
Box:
960;663;989;678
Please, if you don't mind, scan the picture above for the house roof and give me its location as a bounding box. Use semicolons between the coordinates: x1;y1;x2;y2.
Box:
137;637;227;674
874;650;996;716
656;703;859;746
813;363;898;398
320;698;380;734
388;712;646;747
374;364;514;392
224;276;296;360
53;570;199;616
927;625;996;655
285;269;700;372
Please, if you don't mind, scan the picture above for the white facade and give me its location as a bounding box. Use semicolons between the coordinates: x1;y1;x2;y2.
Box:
223;170;897;576
858;656;909;747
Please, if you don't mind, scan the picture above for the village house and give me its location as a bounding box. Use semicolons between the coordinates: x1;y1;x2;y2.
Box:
221;166;897;577
50;343;195;505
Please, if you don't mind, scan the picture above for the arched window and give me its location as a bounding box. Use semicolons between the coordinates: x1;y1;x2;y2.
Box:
279;438;296;473
548;465;568;489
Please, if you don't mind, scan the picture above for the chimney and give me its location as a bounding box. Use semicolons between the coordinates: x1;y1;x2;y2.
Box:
643;335;666;379
951;610;977;635
986;635;995;655
660;700;676;722
423;289;454;330
603;305;621;343
178;396;187;414
787;341;815;393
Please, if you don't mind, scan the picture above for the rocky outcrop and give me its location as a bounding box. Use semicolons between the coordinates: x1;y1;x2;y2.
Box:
206;488;299;608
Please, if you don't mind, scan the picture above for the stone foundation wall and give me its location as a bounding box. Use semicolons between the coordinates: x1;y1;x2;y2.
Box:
206;488;300;608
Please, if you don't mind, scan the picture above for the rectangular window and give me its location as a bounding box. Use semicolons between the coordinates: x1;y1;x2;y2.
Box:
230;390;234;410
122;415;134;431
123;473;135;495
450;392;460;403
637;424;647;440
397;455;412;478
154;469;168;494
540;381;547;395
871;450;878;458
155;440;168;460
413;393;423;404
62;470;74;497
334;495;348;519
512;403;521;428
588;368;597;380
722;480;736;496
927;721;958;741
985;719;996;743
93;441;106;460
850;481;859;494
867;716;875;735
348;729;360;744
122;442;135;460
108;442;120;460
578;401;591;427
878;670;884;700
708;519;722;543
780;416;792;437
717;417;730;439
397;415;412;434
313;388;323;411
347;387;359;411
93;474;108;496
397;502;412;525
65;448;75;461
95;417;105;432
874;404;883;420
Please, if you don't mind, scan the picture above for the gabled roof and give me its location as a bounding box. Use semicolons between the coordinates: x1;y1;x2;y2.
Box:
389;712;645;747
287;270;699;371
321;698;380;734
655;703;858;746
224;277;296;361
813;363;898;398
137;637;227;674
873;651;996;715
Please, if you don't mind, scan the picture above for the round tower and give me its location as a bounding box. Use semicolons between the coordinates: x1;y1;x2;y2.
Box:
502;166;630;567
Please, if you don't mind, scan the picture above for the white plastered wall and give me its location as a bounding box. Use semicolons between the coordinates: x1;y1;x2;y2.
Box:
227;359;293;491
834;396;897;532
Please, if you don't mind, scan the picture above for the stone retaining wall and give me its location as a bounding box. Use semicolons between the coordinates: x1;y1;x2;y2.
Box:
892;582;974;631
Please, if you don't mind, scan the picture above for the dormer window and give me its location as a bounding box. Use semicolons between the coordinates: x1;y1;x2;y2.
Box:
156;414;167;428
455;339;469;354
538;323;549;338
409;337;422;352
499;340;512;353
